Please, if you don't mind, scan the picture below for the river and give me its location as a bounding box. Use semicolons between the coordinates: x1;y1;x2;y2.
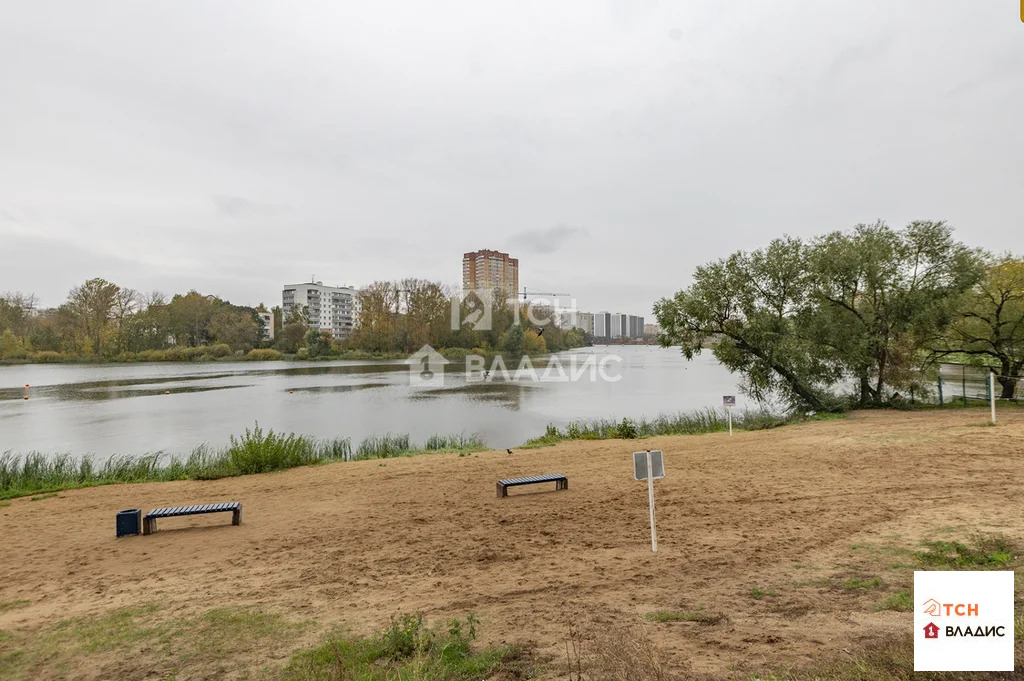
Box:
0;345;749;456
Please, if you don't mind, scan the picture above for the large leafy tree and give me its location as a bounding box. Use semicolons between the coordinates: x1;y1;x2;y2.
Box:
931;256;1024;398
66;278;120;355
810;221;984;404
655;222;984;410
655;237;840;411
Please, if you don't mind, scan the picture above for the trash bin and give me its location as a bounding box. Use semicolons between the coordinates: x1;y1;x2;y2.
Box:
116;509;142;538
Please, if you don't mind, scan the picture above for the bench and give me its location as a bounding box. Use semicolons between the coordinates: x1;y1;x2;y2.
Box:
496;474;568;498
143;502;242;535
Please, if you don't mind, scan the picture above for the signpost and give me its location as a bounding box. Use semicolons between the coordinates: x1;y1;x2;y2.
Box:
990;371;997;425
633;450;664;552
723;395;736;435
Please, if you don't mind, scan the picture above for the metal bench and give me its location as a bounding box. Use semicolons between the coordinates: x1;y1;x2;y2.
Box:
143;502;242;535
496;474;568;498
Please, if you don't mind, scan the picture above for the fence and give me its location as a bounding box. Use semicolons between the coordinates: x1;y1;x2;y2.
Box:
935;362;1021;406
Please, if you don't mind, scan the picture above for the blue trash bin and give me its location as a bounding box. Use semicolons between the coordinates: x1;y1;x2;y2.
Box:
116;509;142;538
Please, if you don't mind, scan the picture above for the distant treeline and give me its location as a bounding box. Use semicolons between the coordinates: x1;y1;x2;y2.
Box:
655;220;1024;409
0;278;590;363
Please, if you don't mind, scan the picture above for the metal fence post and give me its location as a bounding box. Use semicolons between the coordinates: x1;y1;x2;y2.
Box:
937;374;944;405
962;365;967;406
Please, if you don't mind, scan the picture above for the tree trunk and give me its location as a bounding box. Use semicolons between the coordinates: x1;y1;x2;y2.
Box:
998;360;1021;399
735;337;828;411
858;375;874;407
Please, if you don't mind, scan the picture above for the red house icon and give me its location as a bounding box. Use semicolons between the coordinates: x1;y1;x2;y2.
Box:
924;622;940;639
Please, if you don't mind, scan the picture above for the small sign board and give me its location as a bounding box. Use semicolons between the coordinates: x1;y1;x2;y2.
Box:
722;395;736;407
633;450;664;481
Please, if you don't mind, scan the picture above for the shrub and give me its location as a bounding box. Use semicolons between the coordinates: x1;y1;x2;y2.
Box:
441;347;470;361
226;424;315;474
247;348;282;361
29;351;63;363
296;348;309;360
209;343;232;357
616;417;639;439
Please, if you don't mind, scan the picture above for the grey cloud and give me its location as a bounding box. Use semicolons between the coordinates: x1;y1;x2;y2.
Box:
212;195;290;219
0;1;1021;315
508;224;589;254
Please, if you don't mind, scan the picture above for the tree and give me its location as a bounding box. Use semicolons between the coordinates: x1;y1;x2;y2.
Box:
111;287;140;354
655;237;838;411
0;329;27;359
66;278;120;355
304;328;333;357
209;309;260;352
931;255;1024;398
168;291;216;347
810;221;984;404
499;323;525;356
655;222;985;410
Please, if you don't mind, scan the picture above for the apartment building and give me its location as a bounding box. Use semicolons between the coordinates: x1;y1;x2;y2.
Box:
257;311;275;341
462;249;519;295
282;281;356;339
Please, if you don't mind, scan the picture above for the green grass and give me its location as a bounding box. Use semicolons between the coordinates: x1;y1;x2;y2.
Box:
281;613;527;681
843;576;883;590
750;586;777;600
521;408;841;447
914;534;1017;568
0;426;489;500
876;590;912;612
644;609;724;625
423;433;486;452
0;603;310;681
0;600;29;613
354;434;412;459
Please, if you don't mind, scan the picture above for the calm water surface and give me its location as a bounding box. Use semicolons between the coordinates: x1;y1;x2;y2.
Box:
0;346;750;456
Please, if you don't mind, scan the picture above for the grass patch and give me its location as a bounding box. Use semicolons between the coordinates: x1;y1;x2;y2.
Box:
760;634;1022;679
423;433;486;452
750;586;778;600
28;493;57;501
0;501;9;508
354;433;412;459
0;426;491;500
0;603;308;681
0;600;29;612
876;590;913;612
644;609;724;625
281;613;527;681
843;576;883;590
522;408;841;448
914;534;1017;568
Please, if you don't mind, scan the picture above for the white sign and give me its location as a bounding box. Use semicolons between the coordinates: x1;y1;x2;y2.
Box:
722;395;736;406
632;450;664;480
914;570;1014;671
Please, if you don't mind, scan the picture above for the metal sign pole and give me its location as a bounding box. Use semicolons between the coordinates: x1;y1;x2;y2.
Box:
728;406;733;436
646;450;657;553
990;372;996;424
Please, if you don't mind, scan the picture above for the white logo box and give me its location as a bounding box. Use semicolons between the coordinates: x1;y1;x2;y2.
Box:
914;570;1014;671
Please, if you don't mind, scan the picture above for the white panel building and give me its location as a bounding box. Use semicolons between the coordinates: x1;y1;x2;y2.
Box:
282;281;356;339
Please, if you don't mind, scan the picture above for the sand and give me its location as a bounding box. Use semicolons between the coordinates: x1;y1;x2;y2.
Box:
1;409;1022;679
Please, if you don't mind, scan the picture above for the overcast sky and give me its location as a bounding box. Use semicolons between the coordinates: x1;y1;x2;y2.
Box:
2;1;1022;316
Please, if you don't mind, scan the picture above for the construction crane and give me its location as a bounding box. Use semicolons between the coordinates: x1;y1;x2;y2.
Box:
518;287;571;300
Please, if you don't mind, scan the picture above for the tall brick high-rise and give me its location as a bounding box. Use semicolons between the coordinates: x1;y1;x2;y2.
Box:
462;249;519;295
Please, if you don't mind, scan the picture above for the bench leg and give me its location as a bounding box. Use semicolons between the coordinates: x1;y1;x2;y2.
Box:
142;517;155;535
556;479;568;491
232;506;242;526
496;483;507;498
